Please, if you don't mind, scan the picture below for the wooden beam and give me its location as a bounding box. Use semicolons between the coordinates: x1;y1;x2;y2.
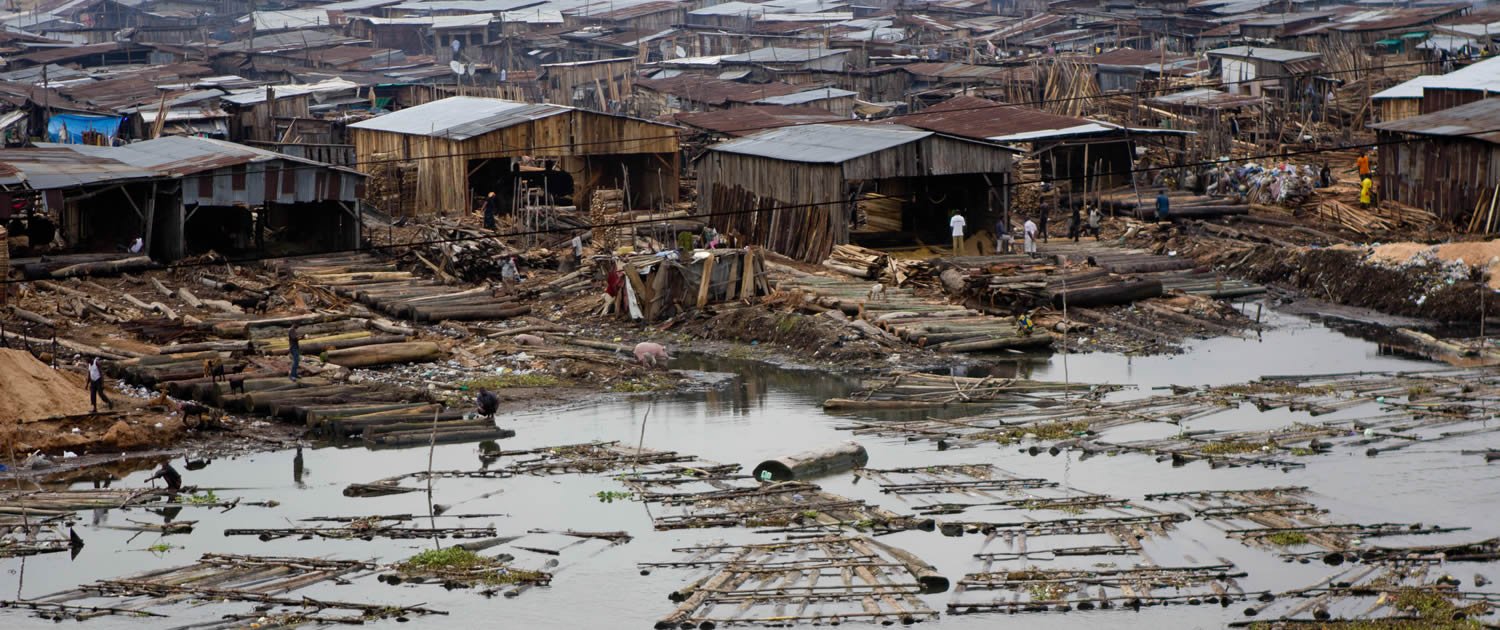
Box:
696;253;716;309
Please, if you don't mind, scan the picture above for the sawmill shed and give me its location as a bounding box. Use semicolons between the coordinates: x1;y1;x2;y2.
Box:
1371;97;1500;226
3;136;365;261
348;96;680;217
697;122;1019;262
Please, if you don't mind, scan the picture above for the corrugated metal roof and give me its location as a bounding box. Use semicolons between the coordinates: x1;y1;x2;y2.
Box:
710;123;932;163
221;79;358;105
674;105;843;136
1371;96;1500;144
688;1;765;16
53;135;365;177
348;96;569;139
753;86;856;105
636;75;807;104
722;46;847;63
0;147;158;189
249;9;334;31
1372;55;1500;101
1206;45;1321;63
1089;47;1188;67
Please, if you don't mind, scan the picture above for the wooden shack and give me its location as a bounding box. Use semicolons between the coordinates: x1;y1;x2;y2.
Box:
697;123;1018;262
348;96;680;217
538;57;638;110
1206;46;1322;99
1372;97;1500;225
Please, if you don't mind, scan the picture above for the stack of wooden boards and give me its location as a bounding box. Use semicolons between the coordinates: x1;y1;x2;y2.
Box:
269;253;530;323
1096;190;1249;220
1315;198;1438;237
775;273;1049;353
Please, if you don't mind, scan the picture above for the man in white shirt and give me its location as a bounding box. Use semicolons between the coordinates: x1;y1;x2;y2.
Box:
129;237;143;254
949;212;967;254
88;358;113;412
1023;216;1039;257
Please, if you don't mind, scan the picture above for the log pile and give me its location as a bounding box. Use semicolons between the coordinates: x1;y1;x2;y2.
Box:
10;253;161;281
822;243;887;279
776;273;1050;353
1314;198;1438;236
270;254;530;323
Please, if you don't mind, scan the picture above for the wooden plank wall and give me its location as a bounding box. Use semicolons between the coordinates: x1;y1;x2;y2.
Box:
351;109;680;215
1379;131;1499;225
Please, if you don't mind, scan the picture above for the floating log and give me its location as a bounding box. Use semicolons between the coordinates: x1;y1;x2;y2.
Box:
752;442;869;482
932;333;1053;353
322;341;445;368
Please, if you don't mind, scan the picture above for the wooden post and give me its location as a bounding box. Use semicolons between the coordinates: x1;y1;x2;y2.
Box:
696;253;715;308
739;249;755;300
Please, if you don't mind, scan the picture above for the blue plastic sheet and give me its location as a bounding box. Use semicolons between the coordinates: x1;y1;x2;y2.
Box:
47;113;123;144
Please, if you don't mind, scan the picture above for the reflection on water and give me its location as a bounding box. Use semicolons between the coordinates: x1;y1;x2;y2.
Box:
1;310;1493;630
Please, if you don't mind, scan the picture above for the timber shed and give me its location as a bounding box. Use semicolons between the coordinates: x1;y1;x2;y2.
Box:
698;123;1019;262
1371;97;1500;225
348;96;681;216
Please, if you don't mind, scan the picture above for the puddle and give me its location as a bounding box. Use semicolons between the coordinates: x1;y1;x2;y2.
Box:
3;309;1498;629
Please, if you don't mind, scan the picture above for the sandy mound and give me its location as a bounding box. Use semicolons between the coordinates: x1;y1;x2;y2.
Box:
0;349;96;422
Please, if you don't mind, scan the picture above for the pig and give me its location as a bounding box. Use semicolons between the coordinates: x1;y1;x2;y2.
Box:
513;333;546;346
633;342;671;368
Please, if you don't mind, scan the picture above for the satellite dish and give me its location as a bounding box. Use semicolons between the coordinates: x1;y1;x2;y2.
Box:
466;63;475;76
675;45;686;58
449;60;464;75
451;39;461;53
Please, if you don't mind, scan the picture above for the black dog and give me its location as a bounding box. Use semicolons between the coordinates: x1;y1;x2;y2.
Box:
210;361;226;383
228;376;245;394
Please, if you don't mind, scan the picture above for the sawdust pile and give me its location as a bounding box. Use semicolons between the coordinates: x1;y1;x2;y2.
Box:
1367;240;1500;289
0;349;95;422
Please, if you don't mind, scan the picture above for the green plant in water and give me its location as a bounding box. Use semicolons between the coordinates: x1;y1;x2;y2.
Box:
992;421;1089;444
1407;384;1431;400
1290;447;1316;456
1199;440;1266;455
595;490;633;503
177;490;219;505
146;542;174;556
463;373;561;390
395;547;549;586
609;379;665;393
1264;531;1309;547
800;510;821;520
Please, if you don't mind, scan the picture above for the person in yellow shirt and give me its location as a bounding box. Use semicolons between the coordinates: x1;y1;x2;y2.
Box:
1359;176;1374;208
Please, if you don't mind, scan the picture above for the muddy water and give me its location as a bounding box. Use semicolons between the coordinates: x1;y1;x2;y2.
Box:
4;309;1499;629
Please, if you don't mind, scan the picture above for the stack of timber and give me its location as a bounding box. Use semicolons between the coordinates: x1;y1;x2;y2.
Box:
825;372;1123;410
9;253;161;281
822;243;887;279
591;188;628;251
415;220;526;282
1315;198;1438;236
1044;269;1163;309
269;253;529;323
1097;189;1249;220
853;192;905;233
776;273;1049;353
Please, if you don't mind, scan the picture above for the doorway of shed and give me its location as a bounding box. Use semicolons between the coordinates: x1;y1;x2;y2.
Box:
184;206;256;255
467;158;513;215
563;153;678;212
847;173;1001;251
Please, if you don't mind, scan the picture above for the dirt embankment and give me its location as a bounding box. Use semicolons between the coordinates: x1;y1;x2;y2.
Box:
679;305;897;365
1227;246;1488;323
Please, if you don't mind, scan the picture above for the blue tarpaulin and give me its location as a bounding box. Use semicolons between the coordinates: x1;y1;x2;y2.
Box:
47;113;123;144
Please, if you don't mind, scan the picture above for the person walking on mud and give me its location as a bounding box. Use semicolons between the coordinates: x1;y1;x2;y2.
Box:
949;210;967;255
287;324;302;382
87;357;113;413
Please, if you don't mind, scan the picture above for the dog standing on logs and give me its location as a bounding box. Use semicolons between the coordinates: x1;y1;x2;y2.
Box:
228;376;246;394
866;283;887;302
202;358;225;383
634;342;671;368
